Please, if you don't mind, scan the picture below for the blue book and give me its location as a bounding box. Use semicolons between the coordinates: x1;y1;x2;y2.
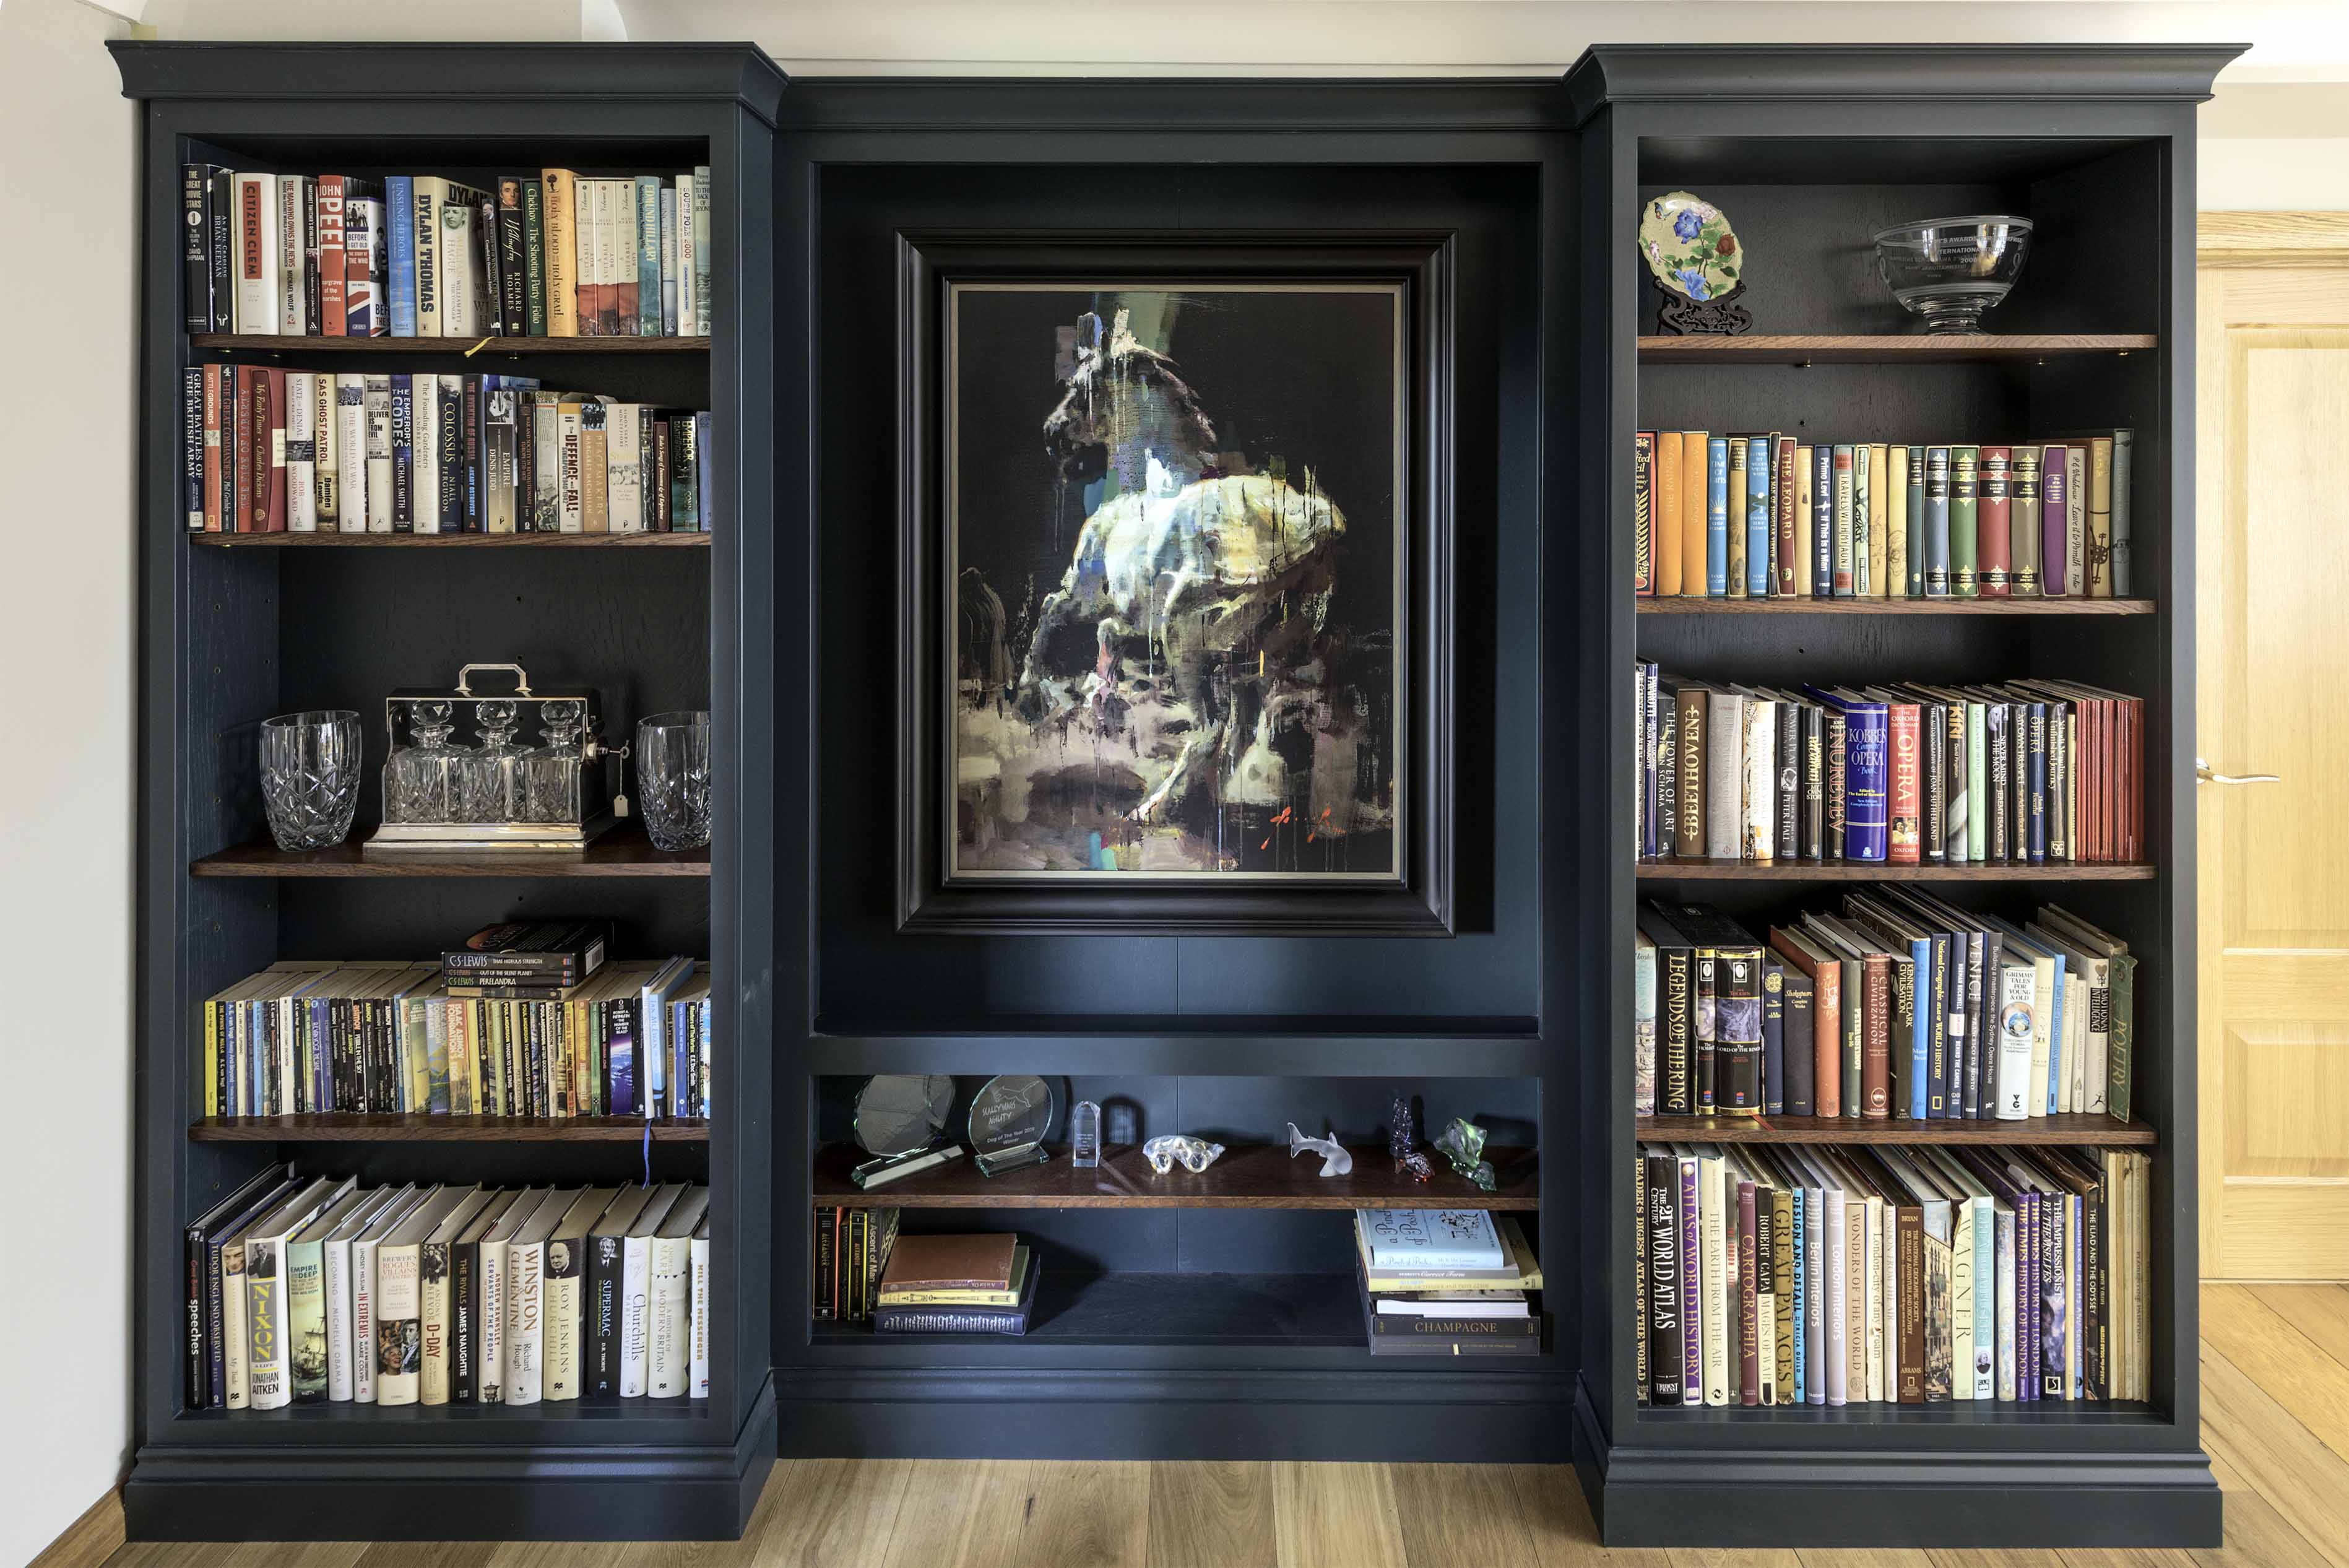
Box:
1810;444;1833;598
1903;935;1932;1119
1924;445;1953;596
1806;688;1889;861
1705;436;1729;594
635;176;664;335
385;175;417;337
2025;701;2048;863
1744;436;1771;596
1788;1193;1806;1400
2046;950;2068;1113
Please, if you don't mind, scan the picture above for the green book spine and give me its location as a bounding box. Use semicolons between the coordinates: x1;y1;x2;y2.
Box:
2107;953;2134;1124
1950;444;1981;599
521;178;548;337
1841;958;1864;1119
286;1238;329;1403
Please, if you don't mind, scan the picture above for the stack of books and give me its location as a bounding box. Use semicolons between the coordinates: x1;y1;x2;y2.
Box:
808;1205;903;1323
1636;1142;2152;1408
181;165;714;339
1636;897;2135;1125
1633;667;2145;866
871;1233;1038;1336
1632;432;2135;600
183;363;709;535
1354;1208;1541;1358
184;1169;711;1411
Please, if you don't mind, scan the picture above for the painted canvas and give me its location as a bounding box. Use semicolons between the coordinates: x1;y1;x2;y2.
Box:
948;283;1405;880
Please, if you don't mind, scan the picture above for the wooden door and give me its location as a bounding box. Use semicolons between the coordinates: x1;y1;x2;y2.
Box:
2197;215;2349;1280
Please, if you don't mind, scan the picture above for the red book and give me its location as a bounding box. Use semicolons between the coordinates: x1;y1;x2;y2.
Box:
1886;700;1921;864
263;368;288;532
1774;436;1799;597
316;176;347;336
201;365;222;532
1737;1179;1760;1406
245;370;274;534
1977;445;2012;598
233;367;256;532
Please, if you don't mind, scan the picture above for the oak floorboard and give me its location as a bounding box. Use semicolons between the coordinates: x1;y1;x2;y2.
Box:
1672;1551;1801;1568
1390;1464;1542;1568
1271;1463;1408;1568
2195;1446;2335;1568
2199;1344;2349;1568
2250;1284;2349;1379
1504;1463;1665;1567
1146;1462;1277;1568
873;1462;1018;1568
1799;1551;1936;1568
746;1458;914;1568
2200;1286;2349;1470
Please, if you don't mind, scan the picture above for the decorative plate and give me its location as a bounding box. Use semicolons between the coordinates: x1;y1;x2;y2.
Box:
1640;192;1744;303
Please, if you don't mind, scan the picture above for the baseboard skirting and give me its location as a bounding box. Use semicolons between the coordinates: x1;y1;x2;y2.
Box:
1571;1379;2224;1548
774;1364;1577;1462
123;1380;776;1543
28;1488;126;1568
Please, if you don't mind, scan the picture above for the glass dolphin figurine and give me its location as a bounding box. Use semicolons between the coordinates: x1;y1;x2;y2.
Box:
1284;1122;1354;1177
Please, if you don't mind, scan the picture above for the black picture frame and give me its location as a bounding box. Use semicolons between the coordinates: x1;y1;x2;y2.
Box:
896;232;1456;935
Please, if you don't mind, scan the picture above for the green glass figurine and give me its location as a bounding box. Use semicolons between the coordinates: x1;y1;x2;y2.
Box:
1434;1116;1496;1192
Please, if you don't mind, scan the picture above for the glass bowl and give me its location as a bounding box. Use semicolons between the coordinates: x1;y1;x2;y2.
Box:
1872;215;2033;335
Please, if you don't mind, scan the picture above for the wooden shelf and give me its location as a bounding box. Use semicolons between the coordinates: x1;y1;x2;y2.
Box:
191;333;709;355
813;1271;1391;1351
1635;860;2155;882
1637;334;2156;365
1638;597;2155;617
191;826;707;878
190;531;708;548
1637;1113;2154;1146
812;1140;1538;1210
190;1115;709;1142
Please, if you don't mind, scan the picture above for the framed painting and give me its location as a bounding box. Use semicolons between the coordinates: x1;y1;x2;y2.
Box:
898;235;1454;935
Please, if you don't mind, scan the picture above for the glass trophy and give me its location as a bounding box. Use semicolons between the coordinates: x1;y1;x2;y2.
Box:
849;1074;960;1190
1070;1100;1102;1168
968;1073;1055;1176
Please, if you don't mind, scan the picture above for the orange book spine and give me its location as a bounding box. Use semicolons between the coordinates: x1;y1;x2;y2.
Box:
1678;431;1708;598
1655;432;1685;595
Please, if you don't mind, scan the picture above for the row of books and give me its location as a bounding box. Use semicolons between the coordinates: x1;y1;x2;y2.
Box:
181;364;708;534
1635;1142;2153;1408
185;1166;710;1411
183;166;713;339
1636;897;2135;1124
1631;433;2136;600
1633;668;2145;865
1356;1208;1542;1358
810;1206;904;1323
199;957;712;1120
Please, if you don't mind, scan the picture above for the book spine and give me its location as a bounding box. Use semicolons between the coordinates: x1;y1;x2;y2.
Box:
542;171;578;337
1904;446;1926;597
1774;437;1799;596
1741;698;1772;865
1978;446;2012;597
1830;445;1854;596
505;1242;545;1406
1704;438;1729;595
521;177;549;337
1887;704;1921;865
1742;436;1770;597
1896;1208;1924;1403
660;186;681;337
2086;436;2116;597
181;367;206;531
1844;706;1889;862
1761;955;1785;1117
636;176;664;335
1738;1180;1761;1406
1715;949;1763;1116
1633;431;1654;597
1950;445;1980;598
278;176;308;335
500;179;530;337
2010;444;2043;596
478;1230;505;1404
1677;1159;1703;1403
385;175;417;337
1921;446;1950;596
545;1233;586;1401
348;196;385;336
389;375;413;533
691;167;711;331
183;163;213;332
1774;700;1799;864
1861;955;1892;1118
691;1231;711;1398
1647;1154;1682;1403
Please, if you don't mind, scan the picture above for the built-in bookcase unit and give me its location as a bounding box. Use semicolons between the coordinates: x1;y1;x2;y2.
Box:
114;43;779;1541
1571;46;2235;1548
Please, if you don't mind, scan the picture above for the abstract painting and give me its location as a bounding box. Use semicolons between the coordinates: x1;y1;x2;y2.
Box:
946;283;1406;881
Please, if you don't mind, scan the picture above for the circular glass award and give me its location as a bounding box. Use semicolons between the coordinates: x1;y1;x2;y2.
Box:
967;1073;1055;1177
848;1074;958;1190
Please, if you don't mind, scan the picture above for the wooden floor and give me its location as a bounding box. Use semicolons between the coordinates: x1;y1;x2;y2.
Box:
97;1284;2349;1568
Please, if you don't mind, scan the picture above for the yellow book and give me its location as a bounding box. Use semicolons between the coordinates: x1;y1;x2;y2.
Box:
1679;431;1708;597
1867;443;1890;601
1885;444;1909;600
540;170;578;337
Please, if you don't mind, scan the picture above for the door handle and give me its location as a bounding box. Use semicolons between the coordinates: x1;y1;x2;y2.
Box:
2195;758;2280;786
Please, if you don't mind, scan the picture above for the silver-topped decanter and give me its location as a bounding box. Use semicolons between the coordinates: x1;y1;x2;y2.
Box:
381;698;467;824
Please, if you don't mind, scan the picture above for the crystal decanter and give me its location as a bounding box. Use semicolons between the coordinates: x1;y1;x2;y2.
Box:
522;700;587;824
380;698;467;823
456;700;526;823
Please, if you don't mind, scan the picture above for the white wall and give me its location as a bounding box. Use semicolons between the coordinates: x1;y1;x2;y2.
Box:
0;1;2335;1557
0;2;137;1563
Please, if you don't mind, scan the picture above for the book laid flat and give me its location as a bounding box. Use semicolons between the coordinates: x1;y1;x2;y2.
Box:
874;1257;1040;1336
877;1232;1020;1295
880;1245;1031;1307
1355;1208;1505;1270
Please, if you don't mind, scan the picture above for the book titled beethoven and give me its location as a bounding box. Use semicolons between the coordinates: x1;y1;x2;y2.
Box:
443;919;609;988
1356;1208;1505;1271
